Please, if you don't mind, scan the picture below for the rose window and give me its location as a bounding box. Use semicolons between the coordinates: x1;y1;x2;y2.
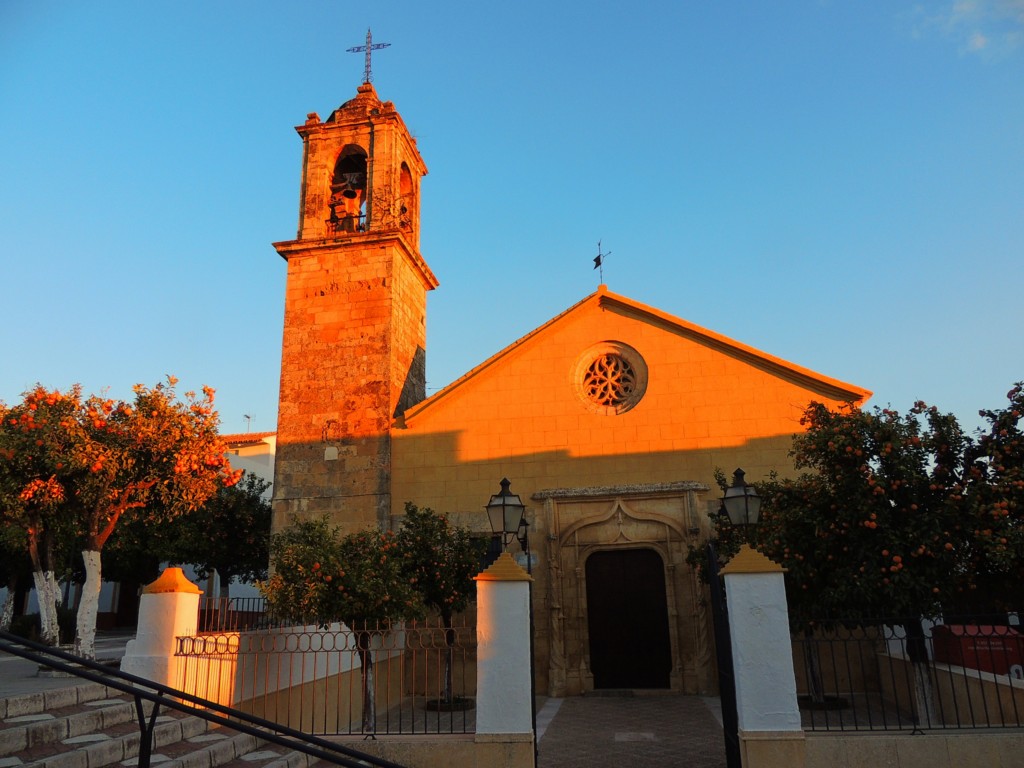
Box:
573;342;647;415
582;354;637;407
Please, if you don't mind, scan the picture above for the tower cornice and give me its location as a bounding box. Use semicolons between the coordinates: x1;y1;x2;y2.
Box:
273;230;439;292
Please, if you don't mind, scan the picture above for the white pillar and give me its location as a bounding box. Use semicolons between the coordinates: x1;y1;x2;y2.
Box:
120;567;202;688
721;545;805;767
475;552;534;735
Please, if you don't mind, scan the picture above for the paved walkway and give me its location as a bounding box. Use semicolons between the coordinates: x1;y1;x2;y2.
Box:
537;693;727;768
0;630;133;696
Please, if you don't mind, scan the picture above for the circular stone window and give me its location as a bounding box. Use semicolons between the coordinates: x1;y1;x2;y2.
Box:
573;341;648;415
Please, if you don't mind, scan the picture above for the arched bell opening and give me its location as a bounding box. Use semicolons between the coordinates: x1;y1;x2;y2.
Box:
329;146;367;233
398;161;415;231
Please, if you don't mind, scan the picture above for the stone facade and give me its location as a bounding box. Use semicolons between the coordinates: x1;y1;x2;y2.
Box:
390;287;869;696
272;84;437;533
272;83;870;697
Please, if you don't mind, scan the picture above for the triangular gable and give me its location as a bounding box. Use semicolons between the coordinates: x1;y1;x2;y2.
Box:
403;285;870;423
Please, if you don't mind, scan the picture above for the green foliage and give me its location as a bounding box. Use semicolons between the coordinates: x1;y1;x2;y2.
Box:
260;518;423;628
167;471;271;586
956;383;1024;610
692;385;1024;626
395;502;484;623
756;401;966;623
0;525;32;589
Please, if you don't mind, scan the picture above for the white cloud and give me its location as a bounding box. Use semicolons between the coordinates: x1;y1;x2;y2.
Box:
908;0;1024;57
968;30;990;48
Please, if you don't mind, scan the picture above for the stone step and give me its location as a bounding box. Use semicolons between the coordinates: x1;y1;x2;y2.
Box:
0;684;119;721
0;684;321;768
0;695;144;757
17;705;208;768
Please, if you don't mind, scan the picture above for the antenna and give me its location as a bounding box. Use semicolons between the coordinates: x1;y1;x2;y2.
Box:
346;28;391;84
593;240;611;284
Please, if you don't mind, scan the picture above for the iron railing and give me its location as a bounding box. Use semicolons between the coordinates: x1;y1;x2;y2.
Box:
0;629;407;768
176;617;476;736
794;618;1024;731
198;596;270;632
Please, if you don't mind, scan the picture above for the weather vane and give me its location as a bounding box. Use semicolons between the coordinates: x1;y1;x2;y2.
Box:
593;240;611;284
347;28;391;84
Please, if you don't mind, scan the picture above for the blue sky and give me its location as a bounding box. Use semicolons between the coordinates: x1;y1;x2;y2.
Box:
2;1;1022;436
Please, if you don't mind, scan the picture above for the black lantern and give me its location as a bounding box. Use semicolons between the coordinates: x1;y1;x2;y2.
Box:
721;468;762;527
484;477;527;551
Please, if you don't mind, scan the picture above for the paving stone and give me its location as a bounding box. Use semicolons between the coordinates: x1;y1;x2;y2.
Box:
120;755;171;766
239;751;281;761
4;715;54;724
537;696;727;768
0;758;25;767
614;732;656;742
62;735;112;745
185;734;228;743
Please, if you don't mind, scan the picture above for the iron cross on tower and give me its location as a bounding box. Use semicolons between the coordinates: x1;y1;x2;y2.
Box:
347;28;391;84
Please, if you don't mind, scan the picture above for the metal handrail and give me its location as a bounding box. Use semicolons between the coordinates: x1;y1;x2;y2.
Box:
0;630;407;768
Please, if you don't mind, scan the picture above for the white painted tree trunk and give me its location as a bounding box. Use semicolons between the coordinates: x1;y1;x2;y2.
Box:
31;569;61;645
49;571;62;608
0;588;15;632
912;661;937;726
73;550;103;659
217;570;230;601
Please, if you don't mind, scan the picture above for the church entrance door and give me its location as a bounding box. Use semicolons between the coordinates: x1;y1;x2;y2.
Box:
585;548;671;689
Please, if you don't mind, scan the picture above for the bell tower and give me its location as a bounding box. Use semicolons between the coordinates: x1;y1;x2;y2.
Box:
272;82;438;533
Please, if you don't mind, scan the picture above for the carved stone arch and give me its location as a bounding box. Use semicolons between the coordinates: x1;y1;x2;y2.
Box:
558;496;687;548
534;482;714;697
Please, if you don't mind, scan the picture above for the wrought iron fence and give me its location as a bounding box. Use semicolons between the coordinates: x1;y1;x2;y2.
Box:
176;617;476;736
198;596;271;632
794;618;1023;731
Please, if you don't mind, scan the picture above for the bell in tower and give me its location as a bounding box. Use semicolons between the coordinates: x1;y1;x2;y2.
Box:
291;82;427;250
272;80;438;535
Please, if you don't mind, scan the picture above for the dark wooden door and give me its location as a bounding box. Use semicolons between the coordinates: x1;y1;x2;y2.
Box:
585;548;671;689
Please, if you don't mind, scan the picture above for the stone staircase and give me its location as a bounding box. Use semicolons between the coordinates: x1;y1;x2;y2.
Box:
0;682;319;768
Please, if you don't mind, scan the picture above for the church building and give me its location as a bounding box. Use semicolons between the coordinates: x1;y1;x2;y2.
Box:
270;81;870;697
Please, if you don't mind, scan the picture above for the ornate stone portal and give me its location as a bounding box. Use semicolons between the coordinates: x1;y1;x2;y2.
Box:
532;481;715;697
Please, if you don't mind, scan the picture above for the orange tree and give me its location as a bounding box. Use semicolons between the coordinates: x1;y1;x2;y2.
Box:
260;517;423;733
751;401;971;624
0;387;84;644
693;399;972;713
956;383;1024;611
0;379;240;657
394;502;484;705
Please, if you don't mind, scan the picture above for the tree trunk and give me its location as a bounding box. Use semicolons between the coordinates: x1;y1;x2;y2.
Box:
803;626;826;705
30;569;61;645
905;618;936;727
0;581;16;632
217;570;230;601
357;632;376;735
26;530;60;645
442;613;455;705
74;550;103;659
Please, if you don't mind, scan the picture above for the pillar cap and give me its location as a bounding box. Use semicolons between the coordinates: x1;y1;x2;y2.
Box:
475;552;533;582
719;544;787;575
142;567;203;595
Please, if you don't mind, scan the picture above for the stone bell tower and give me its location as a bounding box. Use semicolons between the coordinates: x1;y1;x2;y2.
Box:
272;82;438;533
